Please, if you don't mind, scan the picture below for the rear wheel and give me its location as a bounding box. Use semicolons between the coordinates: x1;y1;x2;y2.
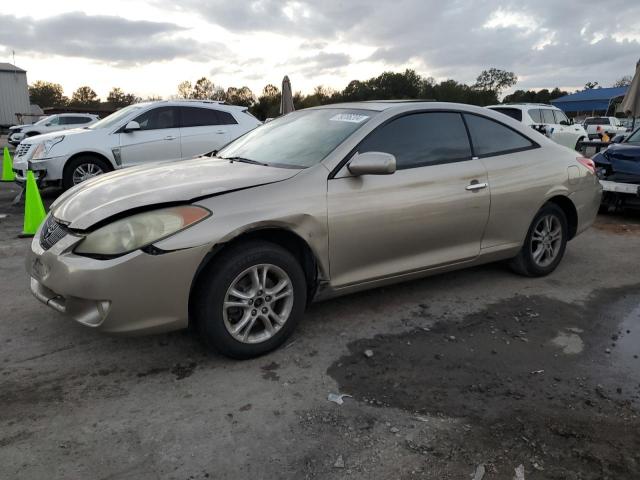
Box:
193;241;307;359
62;155;110;190
509;203;568;277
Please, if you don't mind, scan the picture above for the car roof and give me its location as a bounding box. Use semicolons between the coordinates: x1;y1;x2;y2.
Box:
313;100;515;114
140;99;249;111
486;104;558;110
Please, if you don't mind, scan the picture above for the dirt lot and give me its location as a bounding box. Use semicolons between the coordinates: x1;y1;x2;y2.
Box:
1;181;640;480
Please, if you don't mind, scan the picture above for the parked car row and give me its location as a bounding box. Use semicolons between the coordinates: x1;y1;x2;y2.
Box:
9;113;98;146
12;100;261;189
487;103;588;150
26;101;601;358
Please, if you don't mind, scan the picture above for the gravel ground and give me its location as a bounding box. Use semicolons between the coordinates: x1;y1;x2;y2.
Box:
1;180;640;480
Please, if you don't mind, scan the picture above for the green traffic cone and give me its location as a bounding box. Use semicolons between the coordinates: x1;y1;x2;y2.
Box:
1;147;15;182
21;170;47;237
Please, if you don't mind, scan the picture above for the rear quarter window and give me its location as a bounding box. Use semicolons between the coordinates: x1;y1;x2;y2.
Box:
464;113;536;157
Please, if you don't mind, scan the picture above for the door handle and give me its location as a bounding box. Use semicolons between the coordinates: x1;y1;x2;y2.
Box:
164;135;177;140
466;181;488;191
214;130;225;134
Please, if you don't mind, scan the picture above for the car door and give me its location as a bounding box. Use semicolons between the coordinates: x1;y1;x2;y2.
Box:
551;109;579;148
327;111;490;288
118;106;181;166
179;106;232;158
539;109;566;147
41;115;60;133
462;113;547;249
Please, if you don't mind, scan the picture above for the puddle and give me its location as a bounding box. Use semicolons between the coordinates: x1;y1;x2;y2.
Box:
328;285;640;478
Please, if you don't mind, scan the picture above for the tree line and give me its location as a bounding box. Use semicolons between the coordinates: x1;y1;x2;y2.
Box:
28;81;148;110
27;69;634;120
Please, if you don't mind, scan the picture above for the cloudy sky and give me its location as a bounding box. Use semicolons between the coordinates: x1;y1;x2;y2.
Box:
1;0;638;99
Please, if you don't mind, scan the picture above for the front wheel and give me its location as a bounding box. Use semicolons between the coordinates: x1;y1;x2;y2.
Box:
509;203;568;277
62;155;110;190
193;241;307;359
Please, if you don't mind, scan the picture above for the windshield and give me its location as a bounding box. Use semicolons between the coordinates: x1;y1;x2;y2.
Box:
34;115;53;125
217;108;375;168
87;104;146;130
626;128;640;144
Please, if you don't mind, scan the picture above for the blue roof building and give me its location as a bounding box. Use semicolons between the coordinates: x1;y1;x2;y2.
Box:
551;86;629;115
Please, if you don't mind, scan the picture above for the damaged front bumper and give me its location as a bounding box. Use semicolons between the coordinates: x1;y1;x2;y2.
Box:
26;220;211;334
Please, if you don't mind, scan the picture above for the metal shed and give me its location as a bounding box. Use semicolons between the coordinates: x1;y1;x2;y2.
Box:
0;62;31;127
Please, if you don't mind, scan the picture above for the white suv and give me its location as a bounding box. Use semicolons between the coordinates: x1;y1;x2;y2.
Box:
9;114;99;146
13;100;261;189
487;104;587;150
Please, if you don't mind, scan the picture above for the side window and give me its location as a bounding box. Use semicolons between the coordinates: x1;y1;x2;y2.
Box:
46;116;60;126
180;107;239;127
358;112;472;170
553;110;569;125
541;109;556;124
181;107;221;127
217;111;238;125
528;109;542;123
464;114;535;157
133;107;179;130
62;116;89;125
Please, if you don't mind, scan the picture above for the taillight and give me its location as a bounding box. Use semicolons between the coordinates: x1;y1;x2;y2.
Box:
577;156;595;174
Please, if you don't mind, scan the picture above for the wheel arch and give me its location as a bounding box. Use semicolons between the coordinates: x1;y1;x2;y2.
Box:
65;151;116;171
546;195;578;240
188;227;323;322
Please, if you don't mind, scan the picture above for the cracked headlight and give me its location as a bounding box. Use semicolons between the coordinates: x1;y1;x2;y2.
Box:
32;135;65;160
75;206;211;257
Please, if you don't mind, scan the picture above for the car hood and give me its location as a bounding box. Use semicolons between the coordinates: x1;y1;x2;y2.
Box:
52;157;301;229
21;127;95;143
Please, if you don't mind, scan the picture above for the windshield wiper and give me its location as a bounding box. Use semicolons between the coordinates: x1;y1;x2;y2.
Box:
222;156;269;167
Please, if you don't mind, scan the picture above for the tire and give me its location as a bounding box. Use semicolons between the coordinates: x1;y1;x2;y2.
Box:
574;137;585;151
509;203;568;277
62;155;111;190
193;240;307;359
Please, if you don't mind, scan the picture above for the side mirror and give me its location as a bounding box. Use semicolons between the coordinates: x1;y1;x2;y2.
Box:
45;123;52;126
123;120;140;133
348;151;396;176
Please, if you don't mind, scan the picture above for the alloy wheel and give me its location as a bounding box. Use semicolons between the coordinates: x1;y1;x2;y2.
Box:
223;264;294;344
530;214;562;268
72;163;104;185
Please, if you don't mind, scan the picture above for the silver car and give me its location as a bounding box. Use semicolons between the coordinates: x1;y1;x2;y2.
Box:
26;101;602;358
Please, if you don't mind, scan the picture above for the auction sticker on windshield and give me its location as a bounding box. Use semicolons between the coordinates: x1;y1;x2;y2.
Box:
330;113;369;123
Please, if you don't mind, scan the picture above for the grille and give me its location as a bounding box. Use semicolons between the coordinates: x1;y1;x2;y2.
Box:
15;143;31;157
40;216;68;251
